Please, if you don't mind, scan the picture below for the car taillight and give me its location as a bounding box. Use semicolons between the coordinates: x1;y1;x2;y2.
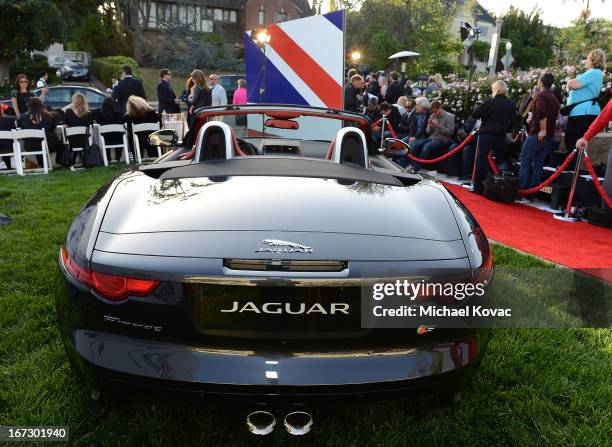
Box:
62;246;92;284
61;247;159;301
90;271;158;300
1;103;8;110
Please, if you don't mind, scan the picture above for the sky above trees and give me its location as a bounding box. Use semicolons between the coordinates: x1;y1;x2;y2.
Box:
314;0;611;27
478;0;611;27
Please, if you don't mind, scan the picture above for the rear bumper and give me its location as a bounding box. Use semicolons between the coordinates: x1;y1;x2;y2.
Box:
64;328;489;402
56;262;490;403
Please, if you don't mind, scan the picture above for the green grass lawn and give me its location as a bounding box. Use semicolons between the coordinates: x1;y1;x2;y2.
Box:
0;168;611;446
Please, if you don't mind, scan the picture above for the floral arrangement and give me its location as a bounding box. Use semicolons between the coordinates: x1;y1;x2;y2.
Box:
426;66;611;120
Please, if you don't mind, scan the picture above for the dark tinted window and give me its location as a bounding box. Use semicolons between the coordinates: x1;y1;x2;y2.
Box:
219;76;240;90
45;88;72;103
79;89;106;105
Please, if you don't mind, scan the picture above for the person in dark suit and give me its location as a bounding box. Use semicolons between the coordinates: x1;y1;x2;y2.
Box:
371;102;402;144
344;74;364;113
112;65;146;113
364;96;381;123
157;68;180;114
384;71;402;105
366;73;381;101
403;79;414;97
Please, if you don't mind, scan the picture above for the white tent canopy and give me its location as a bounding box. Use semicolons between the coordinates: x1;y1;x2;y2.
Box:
388;51;420;59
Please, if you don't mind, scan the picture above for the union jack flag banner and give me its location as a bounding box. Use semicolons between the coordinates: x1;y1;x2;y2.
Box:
244;10;345;109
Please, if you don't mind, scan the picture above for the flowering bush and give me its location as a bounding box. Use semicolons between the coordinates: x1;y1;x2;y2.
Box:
426;66;611;120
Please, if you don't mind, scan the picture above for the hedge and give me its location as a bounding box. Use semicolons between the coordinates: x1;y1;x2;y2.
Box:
89;56;141;87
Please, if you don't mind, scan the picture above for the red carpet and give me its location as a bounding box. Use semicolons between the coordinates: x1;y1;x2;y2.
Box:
444;183;612;282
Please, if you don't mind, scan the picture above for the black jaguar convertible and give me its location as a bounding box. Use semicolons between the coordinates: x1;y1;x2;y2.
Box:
56;104;493;436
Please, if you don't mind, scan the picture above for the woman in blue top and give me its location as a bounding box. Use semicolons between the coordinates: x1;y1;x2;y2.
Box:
564;48;605;153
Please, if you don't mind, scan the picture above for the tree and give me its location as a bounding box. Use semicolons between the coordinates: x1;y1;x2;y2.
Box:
312;0;364;14
500;7;555;69
67;5;130;57
113;0;155;62
328;0;364;11
0;0;63;85
346;0;461;75
0;0;119;85
557;10;611;65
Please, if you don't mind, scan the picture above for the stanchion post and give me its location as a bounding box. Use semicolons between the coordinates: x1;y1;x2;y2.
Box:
554;147;584;222
378;115;387;152
466;134;480;189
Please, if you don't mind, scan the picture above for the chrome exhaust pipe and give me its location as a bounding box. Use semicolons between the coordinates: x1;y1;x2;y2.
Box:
283;411;313;436
246;410;276;435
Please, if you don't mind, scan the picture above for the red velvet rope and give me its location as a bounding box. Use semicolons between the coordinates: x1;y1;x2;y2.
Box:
371;118;397;139
583;153;612;208
404;131;476;164
517;149;577;195
488;152;500;175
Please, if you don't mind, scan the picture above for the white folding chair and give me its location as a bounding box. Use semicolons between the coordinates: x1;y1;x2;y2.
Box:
98;124;129;165
131;122;161;164
63;126;92;167
0;130;19;174
12;129;51;175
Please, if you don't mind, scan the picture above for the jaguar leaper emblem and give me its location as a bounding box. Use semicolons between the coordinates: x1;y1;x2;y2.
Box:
255;239;314;254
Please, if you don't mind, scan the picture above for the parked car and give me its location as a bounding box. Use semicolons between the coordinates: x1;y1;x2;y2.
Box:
218;74;244;103
60;59;90;81
1;85;107;117
57;104;493;436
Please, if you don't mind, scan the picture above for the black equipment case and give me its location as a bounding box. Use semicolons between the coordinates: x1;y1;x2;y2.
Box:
483;173;520;204
584;206;612;228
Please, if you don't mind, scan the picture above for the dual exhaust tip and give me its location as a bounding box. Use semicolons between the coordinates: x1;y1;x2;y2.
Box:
246;410;312;436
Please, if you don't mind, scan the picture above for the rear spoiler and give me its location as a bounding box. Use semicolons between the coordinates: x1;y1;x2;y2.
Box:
139;158;422;187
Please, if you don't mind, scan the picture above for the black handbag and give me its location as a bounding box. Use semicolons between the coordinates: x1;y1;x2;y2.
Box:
55;143;74;167
83;128;103;168
483;173;520;204
83;143;102;168
559;97;598;116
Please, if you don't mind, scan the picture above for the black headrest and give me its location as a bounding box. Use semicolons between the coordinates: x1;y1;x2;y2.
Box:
196;122;233;162
339;132;367;167
329;128;369;169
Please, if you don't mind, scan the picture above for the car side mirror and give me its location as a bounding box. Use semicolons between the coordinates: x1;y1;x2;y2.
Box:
148;129;178;147
383;137;410;153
